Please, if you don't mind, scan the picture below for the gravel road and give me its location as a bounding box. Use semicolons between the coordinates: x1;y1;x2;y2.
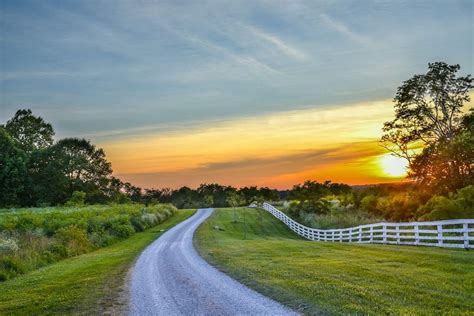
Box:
129;208;296;315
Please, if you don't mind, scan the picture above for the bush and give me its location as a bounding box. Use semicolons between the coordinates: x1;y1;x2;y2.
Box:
48;242;68;258
131;216;146;232
419;185;474;220
360;195;379;215
287;199;331;216
298;206;382;229
0;256;26;279
11;213;41;232
65;191;86;207
283;197;382;229
0;203;177;281
111;224;135;238
0;237;19;253
55;225;91;256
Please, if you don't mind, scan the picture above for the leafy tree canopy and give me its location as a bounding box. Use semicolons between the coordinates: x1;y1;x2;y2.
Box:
52;138;112;183
409;112;474;193
381;62;473;163
4;109;55;153
0;128;28;206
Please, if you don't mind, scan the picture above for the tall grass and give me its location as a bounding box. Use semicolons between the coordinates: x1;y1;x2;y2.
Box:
280;200;383;229
298;208;383;229
0;203;177;281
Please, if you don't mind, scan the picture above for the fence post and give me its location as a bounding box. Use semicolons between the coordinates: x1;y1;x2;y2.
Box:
369;226;373;243
414;224;419;245
396;226;400;244
383;224;387;244
437;224;443;247
358;227;362;243
463;223;469;249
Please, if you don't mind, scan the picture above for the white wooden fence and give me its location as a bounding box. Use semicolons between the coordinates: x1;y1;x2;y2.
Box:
258;202;474;249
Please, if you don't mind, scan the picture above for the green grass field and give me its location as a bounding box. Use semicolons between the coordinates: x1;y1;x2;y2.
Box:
195;207;474;314
0;209;195;315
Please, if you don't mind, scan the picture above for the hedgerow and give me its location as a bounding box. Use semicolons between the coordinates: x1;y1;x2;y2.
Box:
0;203;177;281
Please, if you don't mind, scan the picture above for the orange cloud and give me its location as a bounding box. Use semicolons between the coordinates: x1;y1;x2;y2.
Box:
100;97;413;188
116;141;399;189
103;95;473;189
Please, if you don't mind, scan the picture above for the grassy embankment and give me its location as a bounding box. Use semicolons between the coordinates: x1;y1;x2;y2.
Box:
0;204;178;280
0;209;195;315
195;207;474;314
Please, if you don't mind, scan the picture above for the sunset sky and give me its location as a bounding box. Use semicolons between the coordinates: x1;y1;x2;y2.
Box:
1;0;473;189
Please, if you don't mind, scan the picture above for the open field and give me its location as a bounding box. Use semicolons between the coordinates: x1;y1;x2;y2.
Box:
195;207;474;314
0;209;195;315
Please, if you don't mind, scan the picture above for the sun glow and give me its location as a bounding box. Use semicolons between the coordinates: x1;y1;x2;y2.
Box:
378;154;409;177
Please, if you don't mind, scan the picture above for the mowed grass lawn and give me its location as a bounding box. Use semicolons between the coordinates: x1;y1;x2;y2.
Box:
0;209;195;315
195;207;474;314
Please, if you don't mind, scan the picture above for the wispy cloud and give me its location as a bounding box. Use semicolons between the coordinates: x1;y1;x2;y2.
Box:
175;31;282;75
117;2;283;76
244;24;308;61
319;13;373;47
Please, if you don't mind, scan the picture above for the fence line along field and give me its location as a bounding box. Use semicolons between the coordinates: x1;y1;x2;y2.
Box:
195;207;474;314
260;203;474;249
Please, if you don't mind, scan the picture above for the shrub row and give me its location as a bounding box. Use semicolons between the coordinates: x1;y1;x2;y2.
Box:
0;203;177;281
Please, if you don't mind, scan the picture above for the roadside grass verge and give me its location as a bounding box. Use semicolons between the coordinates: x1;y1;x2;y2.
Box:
195;207;474;314
0;203;178;281
0;209;195;315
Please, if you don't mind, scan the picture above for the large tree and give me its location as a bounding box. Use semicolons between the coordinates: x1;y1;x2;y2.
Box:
4;109;55;153
0;128;28;206
381;62;473;163
409;110;474;193
52;138;112;195
28;138;113;205
381;62;473;194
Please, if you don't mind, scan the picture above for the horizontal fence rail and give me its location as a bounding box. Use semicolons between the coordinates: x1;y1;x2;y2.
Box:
254;202;474;249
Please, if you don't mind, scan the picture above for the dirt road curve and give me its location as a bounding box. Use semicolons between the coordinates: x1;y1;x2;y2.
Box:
129;208;295;315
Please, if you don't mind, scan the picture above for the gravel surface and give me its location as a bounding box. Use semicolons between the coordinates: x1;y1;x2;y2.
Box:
129;208;296;315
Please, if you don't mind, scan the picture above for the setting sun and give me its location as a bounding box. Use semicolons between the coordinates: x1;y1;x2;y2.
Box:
378;154;409;178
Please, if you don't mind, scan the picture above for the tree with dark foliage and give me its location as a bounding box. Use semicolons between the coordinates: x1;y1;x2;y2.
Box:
381;62;473;163
409;109;474;193
27;138;113;205
0;128;28;206
4;109;55;153
381;62;473;194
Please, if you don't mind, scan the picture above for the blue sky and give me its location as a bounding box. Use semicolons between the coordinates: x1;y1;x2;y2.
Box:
1;1;473;188
1;0;472;140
